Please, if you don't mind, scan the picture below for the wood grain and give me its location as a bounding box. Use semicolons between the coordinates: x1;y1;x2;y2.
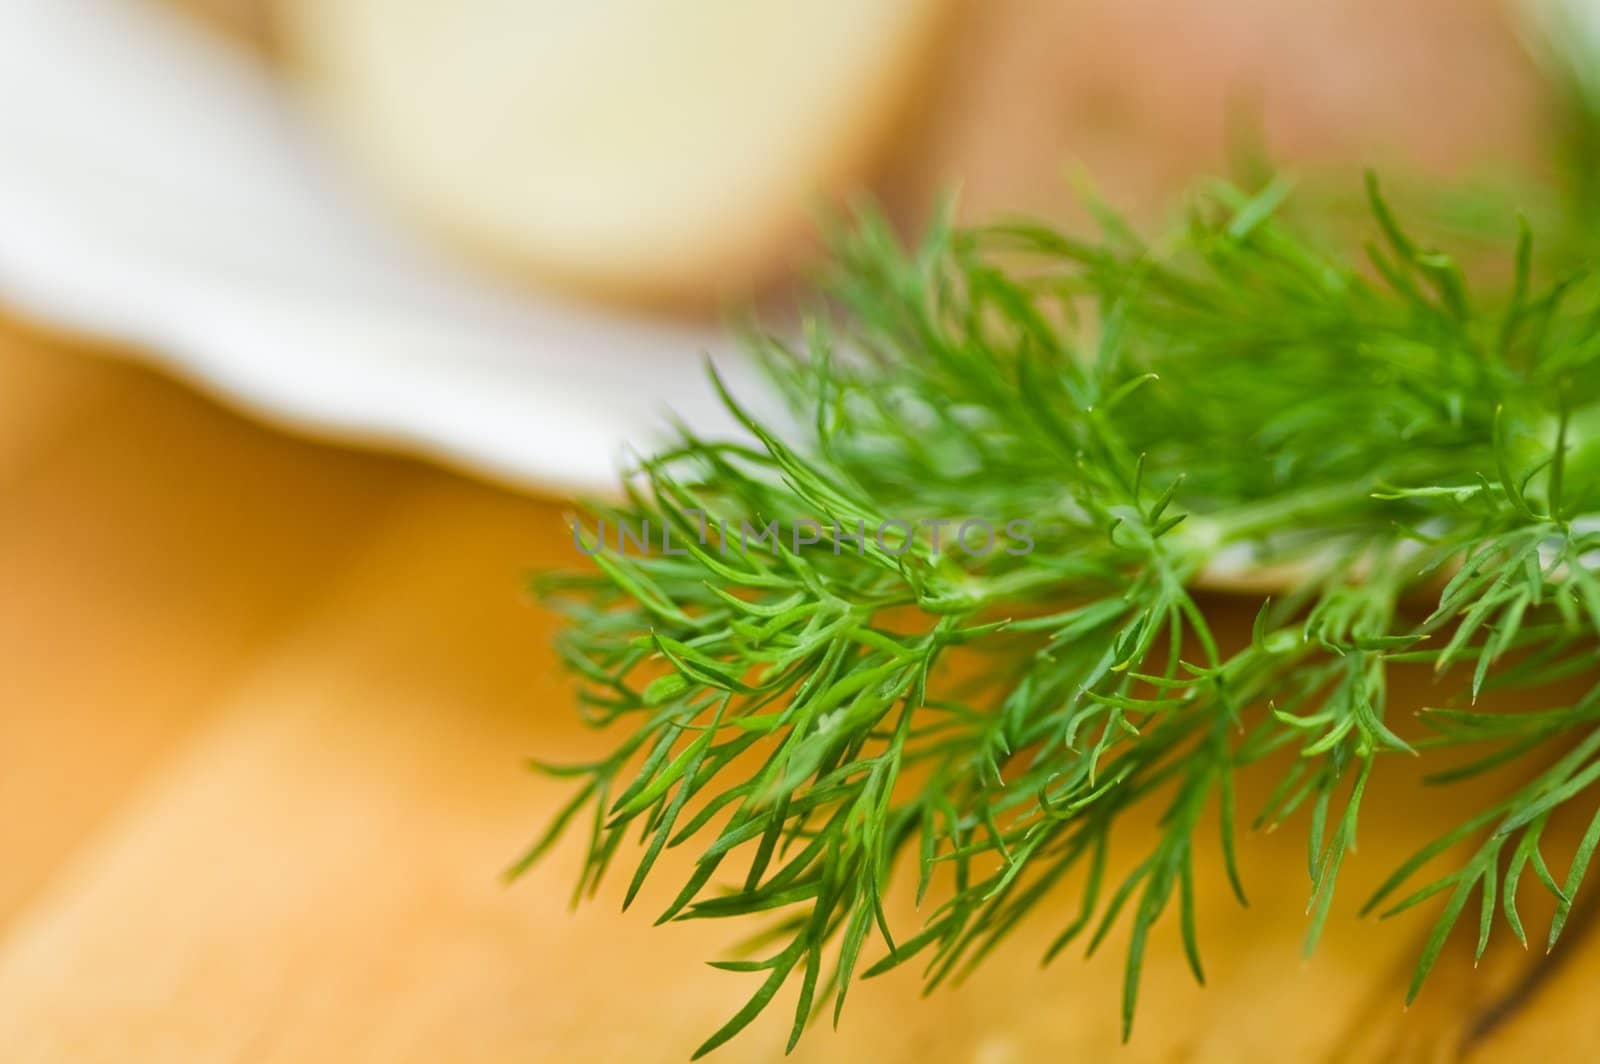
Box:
0;320;419;925
2;324;1599;1061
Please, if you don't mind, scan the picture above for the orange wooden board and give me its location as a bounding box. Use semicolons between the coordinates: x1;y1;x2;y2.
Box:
2;321;1597;1062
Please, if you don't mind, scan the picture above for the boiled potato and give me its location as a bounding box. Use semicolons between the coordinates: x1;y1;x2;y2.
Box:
278;0;949;304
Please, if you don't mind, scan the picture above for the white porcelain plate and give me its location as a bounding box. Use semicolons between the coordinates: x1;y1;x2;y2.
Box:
0;0;762;495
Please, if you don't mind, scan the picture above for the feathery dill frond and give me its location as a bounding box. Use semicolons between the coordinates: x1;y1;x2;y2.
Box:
520;173;1600;1057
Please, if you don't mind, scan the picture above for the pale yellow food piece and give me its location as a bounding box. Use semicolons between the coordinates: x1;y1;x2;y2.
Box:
277;0;949;305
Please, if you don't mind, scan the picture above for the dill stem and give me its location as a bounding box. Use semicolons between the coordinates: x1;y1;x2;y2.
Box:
1185;481;1385;551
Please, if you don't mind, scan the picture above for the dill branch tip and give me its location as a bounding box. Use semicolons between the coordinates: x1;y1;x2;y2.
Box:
525;169;1600;1055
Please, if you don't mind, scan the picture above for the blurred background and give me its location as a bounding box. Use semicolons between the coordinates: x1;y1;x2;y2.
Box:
0;0;1570;490
2;1;1598;1061
176;0;1548;302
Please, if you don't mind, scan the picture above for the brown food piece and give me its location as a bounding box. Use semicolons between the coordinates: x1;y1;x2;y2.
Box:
885;0;1544;230
154;0;276;53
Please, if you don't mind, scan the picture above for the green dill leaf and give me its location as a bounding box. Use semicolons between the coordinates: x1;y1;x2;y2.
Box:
523;159;1600;1055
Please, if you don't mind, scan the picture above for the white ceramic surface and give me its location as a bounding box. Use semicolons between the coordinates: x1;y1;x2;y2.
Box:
0;0;759;495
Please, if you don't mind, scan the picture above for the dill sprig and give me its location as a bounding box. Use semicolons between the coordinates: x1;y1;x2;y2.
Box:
520;172;1600;1057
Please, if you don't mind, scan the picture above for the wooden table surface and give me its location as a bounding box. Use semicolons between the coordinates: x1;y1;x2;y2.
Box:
4;314;1600;1063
